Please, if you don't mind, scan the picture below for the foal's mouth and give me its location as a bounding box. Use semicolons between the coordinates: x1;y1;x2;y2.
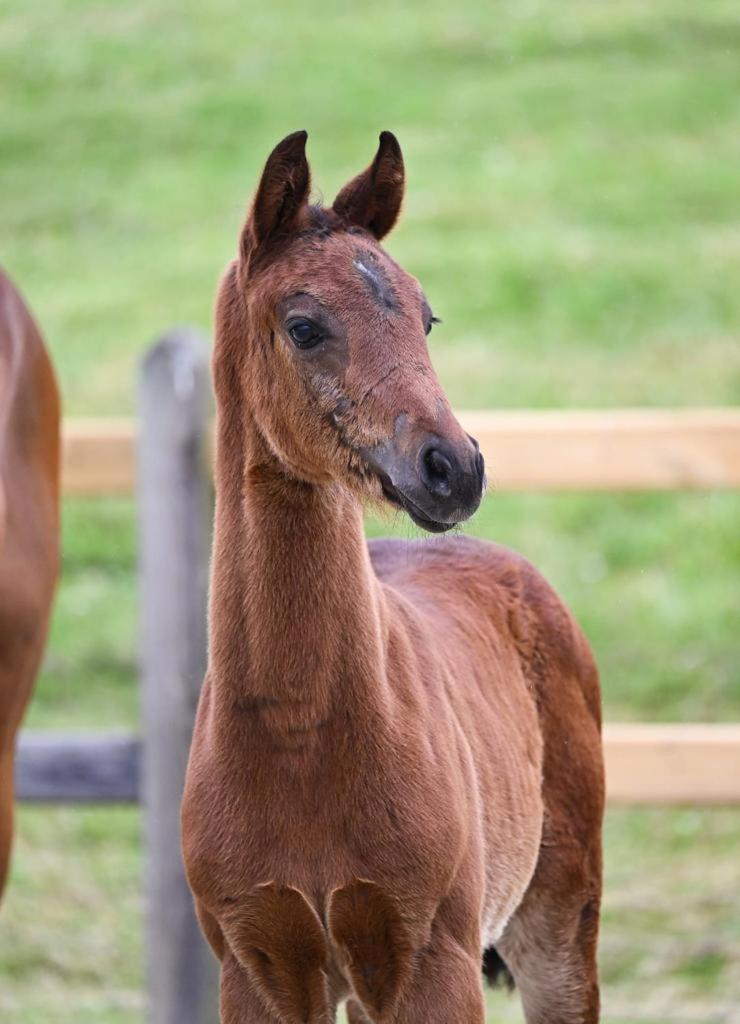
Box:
333;417;480;533
379;475;457;534
334;425;456;532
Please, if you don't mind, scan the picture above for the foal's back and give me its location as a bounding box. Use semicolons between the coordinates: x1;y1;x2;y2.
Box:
0;269;60;896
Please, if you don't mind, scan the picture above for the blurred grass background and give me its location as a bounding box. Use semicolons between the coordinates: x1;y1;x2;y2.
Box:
1;0;739;1021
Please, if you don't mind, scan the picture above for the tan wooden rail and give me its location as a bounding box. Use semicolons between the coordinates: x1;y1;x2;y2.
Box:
63;418;137;495
62;408;740;495
603;724;740;805
465;408;740;491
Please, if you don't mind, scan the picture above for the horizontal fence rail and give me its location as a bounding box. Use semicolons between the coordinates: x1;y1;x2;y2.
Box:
61;407;740;495
17;725;740;806
603;724;740;805
16;733;140;802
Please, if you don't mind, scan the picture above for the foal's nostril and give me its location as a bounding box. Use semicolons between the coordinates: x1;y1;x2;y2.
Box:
475;448;485;484
421;445;454;499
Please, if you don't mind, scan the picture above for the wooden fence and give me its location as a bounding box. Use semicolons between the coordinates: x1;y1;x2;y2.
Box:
62;406;740;495
14;329;740;1024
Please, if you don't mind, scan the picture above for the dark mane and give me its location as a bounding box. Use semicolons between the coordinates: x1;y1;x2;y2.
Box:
306;204;338;236
304;205;371;240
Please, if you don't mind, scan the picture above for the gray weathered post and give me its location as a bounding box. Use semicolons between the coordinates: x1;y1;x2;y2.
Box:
137;329;218;1024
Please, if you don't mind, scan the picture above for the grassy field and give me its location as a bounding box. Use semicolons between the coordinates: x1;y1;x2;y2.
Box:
1;0;739;1021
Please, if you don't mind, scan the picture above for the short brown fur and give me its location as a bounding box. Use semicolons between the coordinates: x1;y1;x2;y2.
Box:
182;132;604;1023
0;268;60;898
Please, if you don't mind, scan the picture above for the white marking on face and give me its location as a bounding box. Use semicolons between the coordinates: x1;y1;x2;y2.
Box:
353;257;380;287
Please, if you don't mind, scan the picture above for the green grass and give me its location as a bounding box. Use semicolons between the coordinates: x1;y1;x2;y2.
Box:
1;0;739;1020
3;0;739;414
27;500;139;731
1;808;143;1024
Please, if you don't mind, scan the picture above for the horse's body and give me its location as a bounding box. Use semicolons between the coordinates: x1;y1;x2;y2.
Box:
182;133;604;1023
0;268;60;896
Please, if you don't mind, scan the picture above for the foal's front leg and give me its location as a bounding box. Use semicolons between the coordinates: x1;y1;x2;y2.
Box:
385;929;485;1024
219;953;280;1024
220;951;337;1024
216;883;336;1024
345;999;370;1023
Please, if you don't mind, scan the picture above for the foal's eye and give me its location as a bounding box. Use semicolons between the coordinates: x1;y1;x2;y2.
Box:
425;315;442;336
287;319;323;350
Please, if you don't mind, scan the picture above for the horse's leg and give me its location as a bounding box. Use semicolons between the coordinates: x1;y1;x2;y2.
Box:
384;928;485;1024
0;651;34;898
220;950;338;1023
345;999;370;1023
495;811;602;1023
495;893;601;1023
194;897;226;961
0;617;53;900
493;594;604;1024
0;752;14;896
219;953;280;1023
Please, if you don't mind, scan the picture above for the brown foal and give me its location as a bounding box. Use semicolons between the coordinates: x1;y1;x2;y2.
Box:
0;268;60;897
182;132;604;1023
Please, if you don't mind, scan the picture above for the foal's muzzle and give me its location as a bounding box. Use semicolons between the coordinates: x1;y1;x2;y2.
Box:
370;432;486;534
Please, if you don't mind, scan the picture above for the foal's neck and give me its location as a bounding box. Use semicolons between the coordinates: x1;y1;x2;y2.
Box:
208;407;385;717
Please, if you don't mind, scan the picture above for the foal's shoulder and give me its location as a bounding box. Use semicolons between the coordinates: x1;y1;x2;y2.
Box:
369;534;600;725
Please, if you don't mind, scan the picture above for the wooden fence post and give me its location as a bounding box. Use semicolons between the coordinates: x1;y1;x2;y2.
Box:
137;329;218;1024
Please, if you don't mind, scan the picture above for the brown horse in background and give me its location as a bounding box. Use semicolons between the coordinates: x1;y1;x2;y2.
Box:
182;132;604;1023
0;268;60;897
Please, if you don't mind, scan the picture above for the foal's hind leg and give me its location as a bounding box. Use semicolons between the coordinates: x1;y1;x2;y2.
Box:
495;801;603;1023
497;570;604;1022
495;887;600;1023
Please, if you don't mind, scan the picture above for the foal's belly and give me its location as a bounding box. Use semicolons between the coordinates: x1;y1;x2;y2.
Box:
479;805;543;948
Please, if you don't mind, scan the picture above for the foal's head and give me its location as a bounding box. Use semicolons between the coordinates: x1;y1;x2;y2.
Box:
227;130;485;533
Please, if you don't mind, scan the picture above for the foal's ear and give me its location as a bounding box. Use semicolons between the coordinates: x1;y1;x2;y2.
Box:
242;130;311;259
332;131;405;240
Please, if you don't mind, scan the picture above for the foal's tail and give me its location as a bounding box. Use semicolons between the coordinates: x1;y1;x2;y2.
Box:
482;946;515;991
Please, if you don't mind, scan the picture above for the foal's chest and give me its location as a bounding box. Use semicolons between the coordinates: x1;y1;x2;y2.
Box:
185;701;473;907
